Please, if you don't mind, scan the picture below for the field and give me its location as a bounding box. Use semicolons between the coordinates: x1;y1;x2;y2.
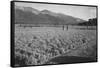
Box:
14;25;97;66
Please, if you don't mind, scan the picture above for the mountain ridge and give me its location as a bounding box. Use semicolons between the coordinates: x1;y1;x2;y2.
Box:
15;6;86;25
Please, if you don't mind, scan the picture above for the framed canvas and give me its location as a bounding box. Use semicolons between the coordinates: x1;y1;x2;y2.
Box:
11;1;98;67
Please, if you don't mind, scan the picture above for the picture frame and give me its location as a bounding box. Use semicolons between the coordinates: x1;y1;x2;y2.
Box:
11;1;98;67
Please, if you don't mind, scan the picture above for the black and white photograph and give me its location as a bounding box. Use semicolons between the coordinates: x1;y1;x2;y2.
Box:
11;1;97;67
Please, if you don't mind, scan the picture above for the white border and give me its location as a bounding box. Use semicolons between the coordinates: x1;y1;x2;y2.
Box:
0;0;99;68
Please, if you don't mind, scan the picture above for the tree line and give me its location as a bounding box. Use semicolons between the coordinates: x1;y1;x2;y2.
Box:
78;18;97;26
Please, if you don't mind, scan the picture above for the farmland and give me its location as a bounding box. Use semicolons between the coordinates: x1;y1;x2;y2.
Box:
14;25;97;66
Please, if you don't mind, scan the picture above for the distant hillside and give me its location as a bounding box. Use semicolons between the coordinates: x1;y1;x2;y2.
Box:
15;6;86;25
78;18;97;26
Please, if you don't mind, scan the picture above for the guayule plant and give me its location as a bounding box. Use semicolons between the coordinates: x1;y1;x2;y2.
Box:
15;30;96;66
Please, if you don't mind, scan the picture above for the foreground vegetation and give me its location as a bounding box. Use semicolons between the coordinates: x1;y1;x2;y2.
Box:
14;27;97;66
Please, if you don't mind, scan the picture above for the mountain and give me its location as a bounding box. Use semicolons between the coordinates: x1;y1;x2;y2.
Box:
15;8;64;25
15;6;86;25
41;10;59;17
41;10;85;24
78;18;97;26
56;13;85;24
15;6;40;14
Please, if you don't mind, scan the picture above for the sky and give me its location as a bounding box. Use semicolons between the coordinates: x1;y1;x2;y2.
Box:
15;2;97;21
